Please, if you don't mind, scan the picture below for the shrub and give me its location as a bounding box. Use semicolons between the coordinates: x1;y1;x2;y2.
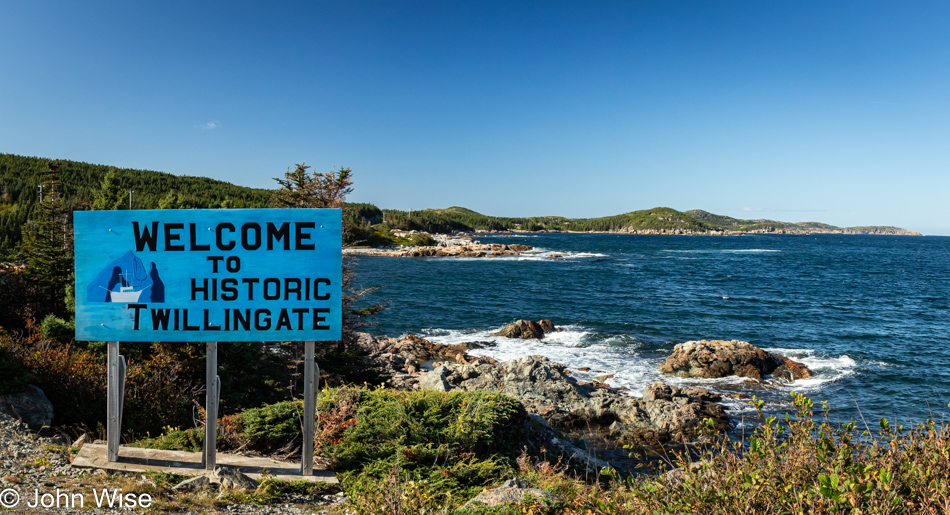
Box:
132;426;204;452
16;342;106;427
237;400;303;449
40;314;74;343
408;232;436;246
328;388;528;510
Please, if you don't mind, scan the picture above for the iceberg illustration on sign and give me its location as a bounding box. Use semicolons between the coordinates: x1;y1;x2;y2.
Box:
86;250;165;303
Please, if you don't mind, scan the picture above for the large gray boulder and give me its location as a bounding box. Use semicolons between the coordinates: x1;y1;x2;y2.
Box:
172;466;258;492
211;466;258;490
0;385;54;430
418;366;451;392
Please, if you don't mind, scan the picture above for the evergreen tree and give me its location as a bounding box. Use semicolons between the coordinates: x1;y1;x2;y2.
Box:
158;191;182;209
271;163;353;209
90;169;126;210
272;163;383;349
16;161;74;318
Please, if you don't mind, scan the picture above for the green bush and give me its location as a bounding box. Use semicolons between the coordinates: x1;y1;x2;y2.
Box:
132;427;204;452
330;389;525;472
328;388;527;509
39;314;74;343
408;232;436;246
238;400;303;448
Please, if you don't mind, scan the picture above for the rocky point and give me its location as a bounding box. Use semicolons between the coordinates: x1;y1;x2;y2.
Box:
659;339;813;382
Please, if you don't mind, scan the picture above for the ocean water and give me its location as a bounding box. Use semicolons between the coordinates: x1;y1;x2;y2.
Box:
352;234;950;427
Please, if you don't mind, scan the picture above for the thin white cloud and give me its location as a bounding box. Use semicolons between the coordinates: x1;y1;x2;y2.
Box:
196;121;221;130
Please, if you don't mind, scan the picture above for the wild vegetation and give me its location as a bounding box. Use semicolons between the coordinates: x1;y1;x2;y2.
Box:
118;385;950;514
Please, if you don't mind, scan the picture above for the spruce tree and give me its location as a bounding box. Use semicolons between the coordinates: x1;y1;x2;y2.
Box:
272;163;382;349
271;163;353;210
16;161;74;318
90;169;126;210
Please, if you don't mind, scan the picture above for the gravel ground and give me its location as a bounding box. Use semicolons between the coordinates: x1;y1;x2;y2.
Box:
0;412;347;514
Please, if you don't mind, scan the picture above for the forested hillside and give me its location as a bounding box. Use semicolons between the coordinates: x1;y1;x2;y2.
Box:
684;210;915;235
0;154;273;256
380;206;717;234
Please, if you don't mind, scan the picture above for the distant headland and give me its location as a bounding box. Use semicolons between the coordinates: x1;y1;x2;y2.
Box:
350;205;922;238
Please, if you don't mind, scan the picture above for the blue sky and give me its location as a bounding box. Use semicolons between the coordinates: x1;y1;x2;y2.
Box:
2;1;949;234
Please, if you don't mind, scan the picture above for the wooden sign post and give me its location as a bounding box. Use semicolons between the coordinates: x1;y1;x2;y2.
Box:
74;209;342;474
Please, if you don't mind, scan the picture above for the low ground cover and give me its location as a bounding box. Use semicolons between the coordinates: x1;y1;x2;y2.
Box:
131;387;950;514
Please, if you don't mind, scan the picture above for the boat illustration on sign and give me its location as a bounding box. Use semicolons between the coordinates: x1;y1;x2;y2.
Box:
87;250;165;304
109;285;144;303
99;269;145;303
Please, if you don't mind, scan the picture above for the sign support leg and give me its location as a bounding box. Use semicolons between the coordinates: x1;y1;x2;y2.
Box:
107;341;123;462
302;340;316;475
202;342;218;470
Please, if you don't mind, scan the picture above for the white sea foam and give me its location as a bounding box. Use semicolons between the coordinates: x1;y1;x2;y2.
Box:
445;248;610;262
661;249;780;254
764;348;858;390
519;248;609;260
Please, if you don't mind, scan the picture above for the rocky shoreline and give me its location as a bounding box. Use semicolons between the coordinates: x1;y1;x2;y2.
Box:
344;233;533;258
353;325;813;471
0;321;814;511
500;227;923;236
344;225;922;259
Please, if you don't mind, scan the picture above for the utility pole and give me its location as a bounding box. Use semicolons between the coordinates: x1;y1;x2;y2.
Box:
129;190;134;209
38;184;44;203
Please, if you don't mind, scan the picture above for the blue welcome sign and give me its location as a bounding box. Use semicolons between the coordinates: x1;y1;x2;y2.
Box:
74;209;342;342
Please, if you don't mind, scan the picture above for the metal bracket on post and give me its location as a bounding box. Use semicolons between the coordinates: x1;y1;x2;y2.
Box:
202;342;219;470
118;355;127;434
106;342;125;462
302;341;316;475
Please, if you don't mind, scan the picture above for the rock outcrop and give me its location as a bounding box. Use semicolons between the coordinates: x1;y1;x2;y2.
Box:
172;466;259;492
344;242;533;258
367;333;474;362
490;319;557;339
418;366;451;392
355;333;496;390
462;479;560;509
659;340;812;382
444;355;728;446
0;385;54;431
771;356;814;382
353;333;730;447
